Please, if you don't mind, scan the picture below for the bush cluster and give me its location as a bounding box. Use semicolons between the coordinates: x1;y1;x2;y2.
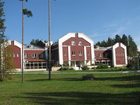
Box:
59;67;74;71
96;64;108;69
81;66;89;71
82;74;95;80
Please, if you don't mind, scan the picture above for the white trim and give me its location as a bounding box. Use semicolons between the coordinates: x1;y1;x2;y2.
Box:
58;33;95;65
121;43;128;65
68;46;71;66
112;43;128;67
91;44;95;64
84;46;87;65
59;43;63;65
112;43;118;67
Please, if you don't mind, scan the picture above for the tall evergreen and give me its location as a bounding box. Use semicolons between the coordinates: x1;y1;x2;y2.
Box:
0;0;15;81
30;39;45;48
128;35;137;57
0;0;5;81
121;34;128;46
95;34;138;57
115;34;121;43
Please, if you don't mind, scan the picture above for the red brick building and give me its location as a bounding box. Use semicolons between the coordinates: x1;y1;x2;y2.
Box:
52;33;128;68
52;33;94;69
94;43;128;67
7;40;22;70
7;33;128;71
7;40;47;71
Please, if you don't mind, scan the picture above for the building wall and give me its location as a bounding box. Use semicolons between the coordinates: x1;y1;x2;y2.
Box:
6;45;21;68
6;41;22;69
24;49;46;62
112;43;128;67
58;33;94;66
94;49;112;65
115;47;125;65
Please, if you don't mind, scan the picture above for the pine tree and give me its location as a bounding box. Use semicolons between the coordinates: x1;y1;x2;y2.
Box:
128;35;137;57
95;34;138;57
0;0;5;81
121;34;128;46
30;39;45;48
115;34;121;43
0;0;15;81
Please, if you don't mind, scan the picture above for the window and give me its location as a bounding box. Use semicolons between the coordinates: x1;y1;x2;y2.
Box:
17;53;19;57
99;53;102;58
71;41;76;46
24;54;28;58
32;53;37;58
39;54;44;59
13;54;15;58
72;51;75;56
78;41;82;46
79;51;83;56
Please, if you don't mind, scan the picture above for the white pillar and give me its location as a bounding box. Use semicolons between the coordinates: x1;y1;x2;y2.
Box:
84;46;87;65
68;46;71;66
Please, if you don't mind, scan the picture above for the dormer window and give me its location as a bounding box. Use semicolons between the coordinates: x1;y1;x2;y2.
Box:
78;41;82;46
32;53;37;58
71;41;76;46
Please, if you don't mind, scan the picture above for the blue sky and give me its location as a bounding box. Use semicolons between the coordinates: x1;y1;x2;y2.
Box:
4;0;140;50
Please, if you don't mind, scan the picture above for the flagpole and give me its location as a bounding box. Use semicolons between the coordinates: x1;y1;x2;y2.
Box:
48;0;51;80
21;0;24;83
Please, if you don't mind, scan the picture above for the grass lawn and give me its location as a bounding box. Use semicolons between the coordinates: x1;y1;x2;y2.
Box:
0;71;140;105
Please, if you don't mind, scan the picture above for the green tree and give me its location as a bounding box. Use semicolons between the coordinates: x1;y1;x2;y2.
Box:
121;34;128;46
115;34;121;43
0;0;5;81
0;0;15;81
128;35;137;57
30;39;45;48
107;37;114;46
95;34;138;57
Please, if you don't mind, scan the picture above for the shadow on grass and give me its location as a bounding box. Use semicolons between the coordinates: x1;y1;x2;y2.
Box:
95;75;140;82
27;77;83;82
27;74;140;82
112;82;140;88
15;92;140;105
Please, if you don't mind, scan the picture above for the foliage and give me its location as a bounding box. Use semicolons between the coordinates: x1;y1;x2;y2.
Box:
82;74;95;80
30;39;45;48
23;8;32;17
1;45;15;80
0;0;5;81
81;66;89;70
127;56;140;70
0;0;15;81
95;34;138;57
21;0;32;17
96;64;108;69
59;66;74;71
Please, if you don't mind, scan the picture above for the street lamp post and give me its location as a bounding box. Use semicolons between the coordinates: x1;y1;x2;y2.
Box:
48;0;52;80
21;0;24;83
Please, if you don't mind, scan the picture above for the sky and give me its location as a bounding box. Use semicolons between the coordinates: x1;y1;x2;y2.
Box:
4;0;140;50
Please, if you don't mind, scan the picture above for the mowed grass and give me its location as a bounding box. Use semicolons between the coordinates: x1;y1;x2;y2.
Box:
0;71;140;105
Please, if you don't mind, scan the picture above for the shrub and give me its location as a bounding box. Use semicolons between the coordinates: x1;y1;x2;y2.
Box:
81;66;89;71
82;74;95;80
96;64;108;69
59;67;74;71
